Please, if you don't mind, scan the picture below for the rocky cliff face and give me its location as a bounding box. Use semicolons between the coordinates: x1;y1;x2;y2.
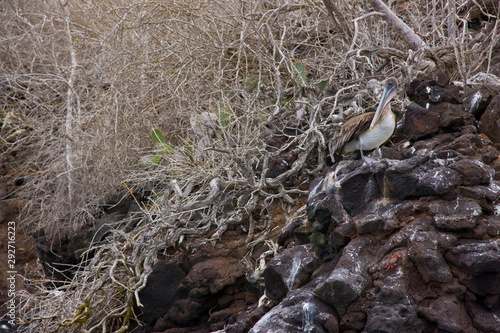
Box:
33;75;500;333
244;76;500;333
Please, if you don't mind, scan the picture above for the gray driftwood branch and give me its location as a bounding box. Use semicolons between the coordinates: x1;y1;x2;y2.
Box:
368;0;426;50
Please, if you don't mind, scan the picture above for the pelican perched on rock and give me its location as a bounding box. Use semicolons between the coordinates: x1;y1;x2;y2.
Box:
331;77;398;164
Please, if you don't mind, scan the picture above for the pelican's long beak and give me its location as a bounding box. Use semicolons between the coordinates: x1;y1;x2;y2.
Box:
369;78;398;131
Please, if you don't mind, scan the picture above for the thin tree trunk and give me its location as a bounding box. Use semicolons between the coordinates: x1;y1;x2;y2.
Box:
61;0;78;208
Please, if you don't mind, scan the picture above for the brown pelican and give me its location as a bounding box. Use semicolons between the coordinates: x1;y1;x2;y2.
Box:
331;77;398;164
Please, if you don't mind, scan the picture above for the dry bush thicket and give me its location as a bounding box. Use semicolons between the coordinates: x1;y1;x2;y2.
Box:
1;0;498;331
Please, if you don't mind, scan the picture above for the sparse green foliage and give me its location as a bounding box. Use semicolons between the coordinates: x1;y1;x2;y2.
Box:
218;107;232;128
140;128;174;166
315;80;329;91
294;61;308;86
151;127;174;154
140;154;163;167
151;127;167;145
184;138;195;165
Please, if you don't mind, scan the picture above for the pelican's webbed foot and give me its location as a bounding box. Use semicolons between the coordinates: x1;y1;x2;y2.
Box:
374;148;383;158
359;148;376;165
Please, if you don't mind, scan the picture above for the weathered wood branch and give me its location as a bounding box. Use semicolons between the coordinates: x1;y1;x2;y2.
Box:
368;0;426;50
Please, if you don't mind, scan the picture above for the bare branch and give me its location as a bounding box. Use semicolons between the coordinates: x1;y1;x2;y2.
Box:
322;0;353;42
368;0;427;50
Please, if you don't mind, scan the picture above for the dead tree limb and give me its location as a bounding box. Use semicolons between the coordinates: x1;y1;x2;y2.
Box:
60;0;78;208
368;0;427;50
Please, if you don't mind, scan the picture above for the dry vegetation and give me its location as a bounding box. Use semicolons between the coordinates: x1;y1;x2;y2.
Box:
1;0;498;331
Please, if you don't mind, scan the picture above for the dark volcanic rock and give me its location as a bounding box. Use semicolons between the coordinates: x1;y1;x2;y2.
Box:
479;95;500;144
420;294;475;333
139;261;186;325
291;84;500;333
433;72;450;87
264;244;319;300
385;155;462;199
250;290;339;333
414;166;461;196
363;257;423;333
353;212;385;235
428;102;468;129
408;230;453;283
315;268;369;314
406;76;462;106
429;199;482;230
446;240;500;275
429;84;462;104
467;299;500;333
449;159;493;186
446;240;500;295
315;236;380;314
403;103;440;140
464;87;495;118
337;161;389;217
364;302;419;333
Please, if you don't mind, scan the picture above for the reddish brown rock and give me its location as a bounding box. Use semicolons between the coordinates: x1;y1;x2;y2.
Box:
433;72;450;87
427;102;468;129
403;103;440;140
164;256;248;327
429;84;462;104
184;257;246;297
449;159;493;186
479;95;500;144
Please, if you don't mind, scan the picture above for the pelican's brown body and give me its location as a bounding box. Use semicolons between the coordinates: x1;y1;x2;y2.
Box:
331;77;398;164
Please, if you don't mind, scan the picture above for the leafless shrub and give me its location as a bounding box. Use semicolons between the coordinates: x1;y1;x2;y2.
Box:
1;0;497;331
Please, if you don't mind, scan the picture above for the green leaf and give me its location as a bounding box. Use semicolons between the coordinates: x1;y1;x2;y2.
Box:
184;138;195;164
314;80;328;91
151;127;166;144
294;61;307;86
156;143;174;155
140;155;163;167
218;107;232;127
